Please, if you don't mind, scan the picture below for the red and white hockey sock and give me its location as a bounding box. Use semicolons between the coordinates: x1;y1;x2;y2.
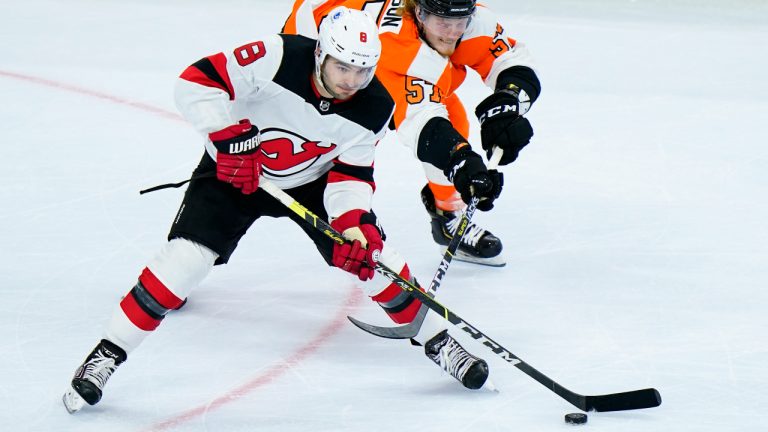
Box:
120;267;185;331
370;263;424;324
359;247;424;324
104;239;217;353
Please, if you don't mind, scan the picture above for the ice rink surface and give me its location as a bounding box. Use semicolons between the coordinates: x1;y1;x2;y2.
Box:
1;0;766;430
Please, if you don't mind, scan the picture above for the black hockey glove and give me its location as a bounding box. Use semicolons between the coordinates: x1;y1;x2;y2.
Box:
444;143;503;211
474;84;534;165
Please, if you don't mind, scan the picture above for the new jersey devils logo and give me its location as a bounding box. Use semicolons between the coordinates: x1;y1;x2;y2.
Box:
258;128;337;177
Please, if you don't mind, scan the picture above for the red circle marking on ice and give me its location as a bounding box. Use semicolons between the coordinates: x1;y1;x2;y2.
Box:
0;70;366;431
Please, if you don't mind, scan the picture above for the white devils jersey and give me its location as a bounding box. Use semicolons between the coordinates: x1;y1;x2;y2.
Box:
174;34;395;218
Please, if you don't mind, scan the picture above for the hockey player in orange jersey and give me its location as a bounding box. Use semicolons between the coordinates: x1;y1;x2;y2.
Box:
284;0;540;266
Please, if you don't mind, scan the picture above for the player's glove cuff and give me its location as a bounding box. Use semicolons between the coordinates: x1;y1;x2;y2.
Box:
209;119;260;155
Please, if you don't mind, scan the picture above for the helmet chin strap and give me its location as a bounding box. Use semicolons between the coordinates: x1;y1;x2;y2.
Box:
320;73;333;97
415;7;430;43
314;53;337;98
317;67;338;99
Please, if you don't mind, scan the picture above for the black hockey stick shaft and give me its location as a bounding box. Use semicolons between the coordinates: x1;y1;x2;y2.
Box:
427;146;502;295
348;147;503;339
259;179;661;412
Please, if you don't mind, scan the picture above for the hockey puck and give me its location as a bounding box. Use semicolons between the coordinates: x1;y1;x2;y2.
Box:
564;413;588;425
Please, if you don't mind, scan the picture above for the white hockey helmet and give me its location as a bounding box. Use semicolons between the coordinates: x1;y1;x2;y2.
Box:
315;6;382;91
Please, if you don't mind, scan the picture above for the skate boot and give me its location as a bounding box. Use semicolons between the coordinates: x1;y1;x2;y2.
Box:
421;185;505;267
62;339;127;414
424;330;489;389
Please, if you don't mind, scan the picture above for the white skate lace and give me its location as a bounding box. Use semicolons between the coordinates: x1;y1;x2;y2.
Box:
445;216;485;248
80;351;118;389
435;337;476;381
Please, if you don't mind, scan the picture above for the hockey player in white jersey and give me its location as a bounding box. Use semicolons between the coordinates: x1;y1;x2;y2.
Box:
62;7;501;414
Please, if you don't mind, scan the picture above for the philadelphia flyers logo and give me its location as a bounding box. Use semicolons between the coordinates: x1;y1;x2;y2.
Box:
258;128;337;177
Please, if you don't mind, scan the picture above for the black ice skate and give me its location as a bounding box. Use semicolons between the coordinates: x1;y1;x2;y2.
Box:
421;185;505;267
425;330;489;390
62;339;127;414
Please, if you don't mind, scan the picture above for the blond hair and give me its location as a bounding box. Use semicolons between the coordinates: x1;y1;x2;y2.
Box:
397;0;419;21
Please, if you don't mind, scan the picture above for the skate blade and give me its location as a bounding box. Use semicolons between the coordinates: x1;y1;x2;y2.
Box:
62;387;86;414
482;378;499;393
444;249;507;267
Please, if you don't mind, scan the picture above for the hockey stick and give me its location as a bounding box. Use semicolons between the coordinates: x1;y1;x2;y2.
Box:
259;178;662;412
348;147;504;339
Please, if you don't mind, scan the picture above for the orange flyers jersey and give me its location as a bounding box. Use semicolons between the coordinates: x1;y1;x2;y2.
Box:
283;0;537;152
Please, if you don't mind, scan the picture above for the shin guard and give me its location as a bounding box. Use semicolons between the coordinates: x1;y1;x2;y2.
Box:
106;239;217;352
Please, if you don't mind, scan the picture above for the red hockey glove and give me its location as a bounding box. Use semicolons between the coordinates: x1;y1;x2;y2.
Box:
330;210;384;281
209;119;262;195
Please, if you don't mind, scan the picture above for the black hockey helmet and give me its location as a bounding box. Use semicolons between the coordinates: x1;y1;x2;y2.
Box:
418;0;476;18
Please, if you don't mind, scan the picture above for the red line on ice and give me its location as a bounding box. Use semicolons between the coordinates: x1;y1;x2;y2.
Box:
0;69;183;122
0;70;366;430
143;288;363;432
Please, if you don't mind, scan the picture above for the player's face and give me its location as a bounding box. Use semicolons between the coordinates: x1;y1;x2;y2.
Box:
417;9;471;57
321;57;375;100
